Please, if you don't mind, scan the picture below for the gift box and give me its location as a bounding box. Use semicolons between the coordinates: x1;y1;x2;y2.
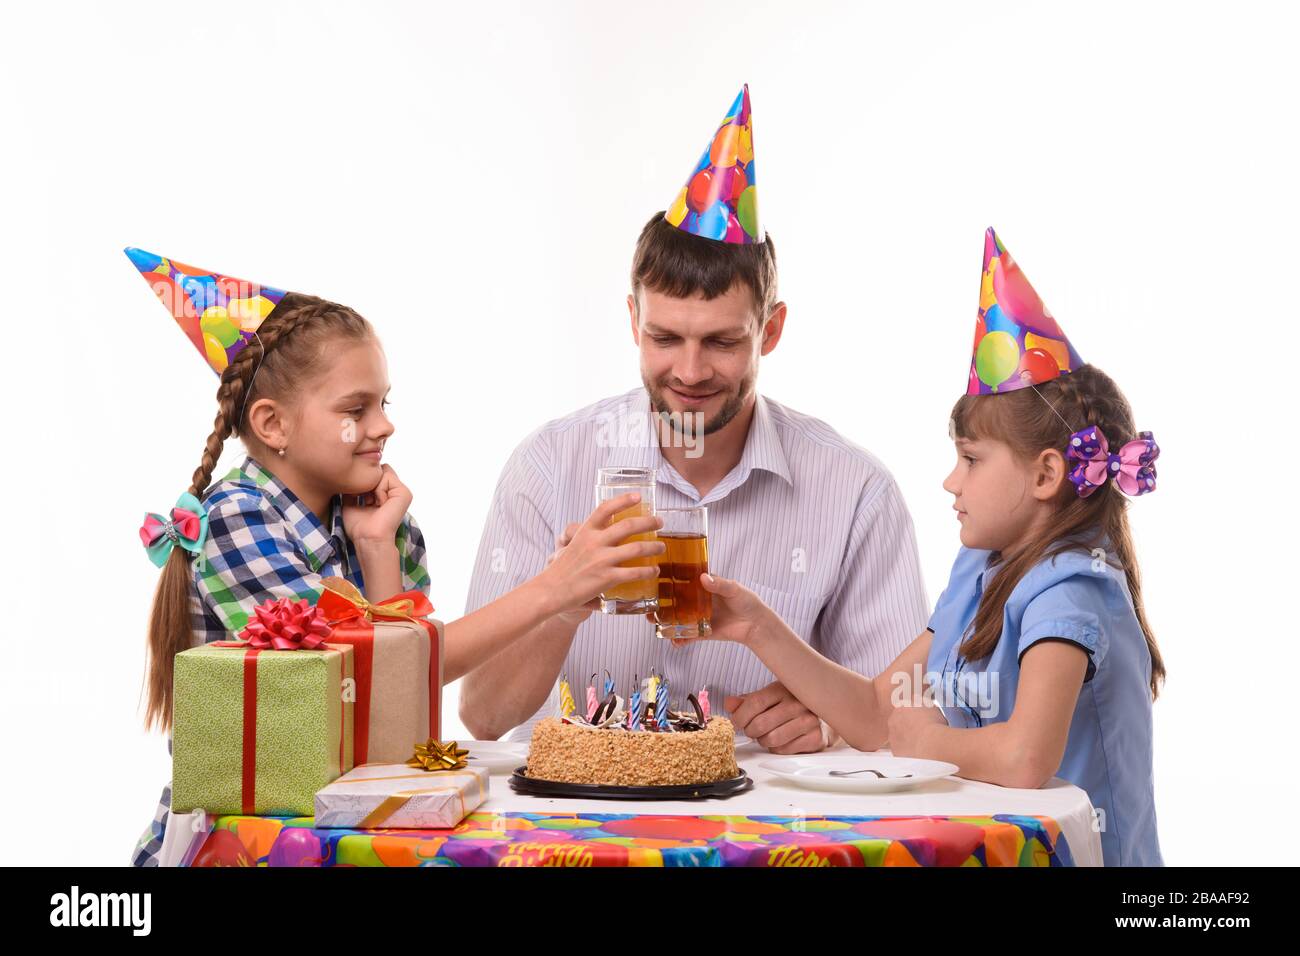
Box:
172;626;355;816
317;577;445;765
314;761;489;829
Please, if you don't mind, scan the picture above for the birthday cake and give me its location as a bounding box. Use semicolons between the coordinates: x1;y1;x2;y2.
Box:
524;675;739;788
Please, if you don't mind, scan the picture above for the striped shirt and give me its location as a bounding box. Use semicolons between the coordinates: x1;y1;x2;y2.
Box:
131;455;430;866
465;387;929;743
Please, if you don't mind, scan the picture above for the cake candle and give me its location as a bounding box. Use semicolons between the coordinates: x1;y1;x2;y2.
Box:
586;674;598;721
628;679;642;730
559;675;576;718
698;687;710;721
655;677;669;730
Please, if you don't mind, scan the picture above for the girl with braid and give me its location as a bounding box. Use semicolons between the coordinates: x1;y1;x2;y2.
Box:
125;250;664;865
697;231;1164;865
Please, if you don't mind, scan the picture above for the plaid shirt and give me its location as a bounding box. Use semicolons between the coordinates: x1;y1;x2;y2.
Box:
132;455;430;866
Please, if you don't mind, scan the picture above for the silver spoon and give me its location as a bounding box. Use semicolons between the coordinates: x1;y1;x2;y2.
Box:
827;768;913;778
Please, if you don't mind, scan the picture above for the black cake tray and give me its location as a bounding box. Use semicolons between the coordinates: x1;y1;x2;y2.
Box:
508;766;753;800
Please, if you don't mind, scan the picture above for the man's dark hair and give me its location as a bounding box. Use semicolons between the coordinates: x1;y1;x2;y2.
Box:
630;211;778;323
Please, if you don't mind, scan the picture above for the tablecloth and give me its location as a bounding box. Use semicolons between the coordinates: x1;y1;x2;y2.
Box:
180;740;1102;867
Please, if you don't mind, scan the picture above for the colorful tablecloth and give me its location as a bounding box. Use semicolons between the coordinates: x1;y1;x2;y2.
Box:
191;811;1073;867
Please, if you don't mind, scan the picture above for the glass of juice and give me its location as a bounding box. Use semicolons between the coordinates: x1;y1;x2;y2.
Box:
654;506;711;639
594;466;659;614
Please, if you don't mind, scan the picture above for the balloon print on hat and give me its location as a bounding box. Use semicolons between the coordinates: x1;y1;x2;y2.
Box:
125;246;287;376
665;84;763;245
966;228;1083;395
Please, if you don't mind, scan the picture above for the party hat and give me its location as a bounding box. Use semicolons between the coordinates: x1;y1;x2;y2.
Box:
665;84;762;244
967;228;1083;395
124;247;288;376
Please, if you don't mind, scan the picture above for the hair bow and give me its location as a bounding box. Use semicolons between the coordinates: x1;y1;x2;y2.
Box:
139;493;209;567
1066;426;1159;498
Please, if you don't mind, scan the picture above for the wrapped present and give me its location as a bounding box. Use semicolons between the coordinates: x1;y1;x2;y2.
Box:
315;748;489;829
316;577;444;765
172;599;355;816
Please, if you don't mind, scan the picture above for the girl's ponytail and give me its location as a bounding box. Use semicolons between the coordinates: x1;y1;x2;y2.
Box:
141;292;374;731
142;350;249;731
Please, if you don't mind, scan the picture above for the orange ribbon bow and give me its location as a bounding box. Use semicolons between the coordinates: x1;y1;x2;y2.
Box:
316;576;434;624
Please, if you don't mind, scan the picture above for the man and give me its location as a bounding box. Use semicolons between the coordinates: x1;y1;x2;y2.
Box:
460;86;927;753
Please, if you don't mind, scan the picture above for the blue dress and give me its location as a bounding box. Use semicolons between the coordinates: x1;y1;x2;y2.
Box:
925;541;1163;866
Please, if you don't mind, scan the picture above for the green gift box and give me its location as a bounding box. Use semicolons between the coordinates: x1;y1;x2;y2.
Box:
172;642;355;816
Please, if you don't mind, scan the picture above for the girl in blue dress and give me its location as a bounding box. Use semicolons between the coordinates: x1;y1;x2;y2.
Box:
700;230;1165;865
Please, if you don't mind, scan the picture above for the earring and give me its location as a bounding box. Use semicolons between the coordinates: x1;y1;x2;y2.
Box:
278;446;286;457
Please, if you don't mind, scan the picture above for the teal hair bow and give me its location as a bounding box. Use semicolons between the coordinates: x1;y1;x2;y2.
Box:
138;492;209;567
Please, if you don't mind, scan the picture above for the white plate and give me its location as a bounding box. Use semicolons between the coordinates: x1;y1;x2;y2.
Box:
760;754;959;793
461;739;529;774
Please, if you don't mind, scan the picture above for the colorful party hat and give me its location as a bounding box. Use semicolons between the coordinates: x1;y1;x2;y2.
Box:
665;84;762;244
967;228;1083;395
124;247;288;376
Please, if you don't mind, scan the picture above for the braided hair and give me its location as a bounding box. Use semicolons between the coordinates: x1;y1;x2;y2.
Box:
143;292;374;731
949;364;1166;699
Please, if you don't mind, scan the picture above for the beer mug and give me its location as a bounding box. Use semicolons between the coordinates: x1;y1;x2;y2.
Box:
594;466;659;614
654;506;711;639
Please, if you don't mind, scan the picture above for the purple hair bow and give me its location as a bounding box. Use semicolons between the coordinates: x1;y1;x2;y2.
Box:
1066;426;1159;498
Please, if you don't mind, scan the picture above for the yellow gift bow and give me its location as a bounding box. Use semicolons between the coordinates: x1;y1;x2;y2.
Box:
407;738;470;772
318;575;433;623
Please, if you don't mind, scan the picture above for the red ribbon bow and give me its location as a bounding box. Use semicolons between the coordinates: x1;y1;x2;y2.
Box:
237;597;332;650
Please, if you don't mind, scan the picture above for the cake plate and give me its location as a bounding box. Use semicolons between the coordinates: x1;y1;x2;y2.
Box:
508;767;753;800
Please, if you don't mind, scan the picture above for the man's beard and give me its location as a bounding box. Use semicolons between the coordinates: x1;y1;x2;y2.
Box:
645;372;754;439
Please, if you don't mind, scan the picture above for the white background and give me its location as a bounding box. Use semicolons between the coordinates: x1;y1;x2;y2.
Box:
1;0;1294;866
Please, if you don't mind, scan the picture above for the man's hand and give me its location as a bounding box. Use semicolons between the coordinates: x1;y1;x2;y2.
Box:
537;492;664;618
725;681;827;755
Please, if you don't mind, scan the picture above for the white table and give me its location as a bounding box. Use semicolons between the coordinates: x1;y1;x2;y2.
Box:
163;739;1103;866
468;738;1104;867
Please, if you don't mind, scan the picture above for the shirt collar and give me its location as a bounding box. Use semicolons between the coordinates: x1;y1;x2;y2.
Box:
237;455;343;572
618;387;793;501
975;533;1117;592
735;390;793;488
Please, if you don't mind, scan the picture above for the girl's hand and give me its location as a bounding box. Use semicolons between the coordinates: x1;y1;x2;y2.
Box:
545;521;600;626
886;699;948;758
685;572;775;647
539;493;665;617
341;464;413;546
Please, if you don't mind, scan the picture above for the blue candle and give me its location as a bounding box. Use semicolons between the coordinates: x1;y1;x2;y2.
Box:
655;676;669;730
628;676;642;730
